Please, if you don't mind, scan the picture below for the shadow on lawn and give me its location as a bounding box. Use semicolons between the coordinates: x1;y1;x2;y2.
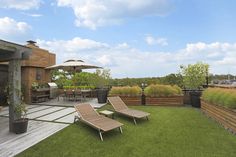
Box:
74;121;123;140
113;113;150;125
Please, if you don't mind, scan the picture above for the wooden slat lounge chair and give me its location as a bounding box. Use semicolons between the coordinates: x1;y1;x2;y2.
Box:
74;104;123;141
108;96;150;125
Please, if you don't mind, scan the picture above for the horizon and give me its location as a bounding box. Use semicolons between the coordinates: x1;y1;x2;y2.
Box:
1;0;236;78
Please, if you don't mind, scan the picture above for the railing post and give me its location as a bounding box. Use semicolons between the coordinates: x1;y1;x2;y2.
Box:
141;83;146;105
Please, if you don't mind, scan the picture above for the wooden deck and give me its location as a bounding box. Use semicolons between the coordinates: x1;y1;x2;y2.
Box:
0;105;74;156
0;99;106;156
0;117;68;157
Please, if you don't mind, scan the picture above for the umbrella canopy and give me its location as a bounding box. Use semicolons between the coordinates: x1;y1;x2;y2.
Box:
45;59;102;72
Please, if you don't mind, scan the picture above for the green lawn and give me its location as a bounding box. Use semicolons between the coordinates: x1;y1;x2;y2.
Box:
17;106;236;157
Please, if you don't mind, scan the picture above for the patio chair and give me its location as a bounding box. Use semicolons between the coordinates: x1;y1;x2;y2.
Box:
74;103;123;141
66;89;75;101
108;96;150;125
74;89;83;101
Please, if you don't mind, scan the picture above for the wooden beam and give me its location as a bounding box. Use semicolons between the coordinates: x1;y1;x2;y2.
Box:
0;40;31;53
8;59;22;132
0;44;17;52
0;40;32;61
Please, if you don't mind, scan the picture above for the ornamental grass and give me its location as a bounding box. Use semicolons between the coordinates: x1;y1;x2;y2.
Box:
109;86;142;96
202;88;236;109
144;84;182;97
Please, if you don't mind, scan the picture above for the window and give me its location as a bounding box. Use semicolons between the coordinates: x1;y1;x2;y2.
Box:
36;68;42;80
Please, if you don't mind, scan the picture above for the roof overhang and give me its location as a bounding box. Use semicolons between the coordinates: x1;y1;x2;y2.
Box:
0;39;32;62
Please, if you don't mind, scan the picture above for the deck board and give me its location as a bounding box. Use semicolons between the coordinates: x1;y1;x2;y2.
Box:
0;117;68;157
0;105;41;116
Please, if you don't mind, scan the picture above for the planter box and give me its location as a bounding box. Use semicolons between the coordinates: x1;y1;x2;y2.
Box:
201;100;236;134
109;95;183;106
109;95;141;106
31;88;50;103
97;88;109;104
182;90;191;105
146;96;184;106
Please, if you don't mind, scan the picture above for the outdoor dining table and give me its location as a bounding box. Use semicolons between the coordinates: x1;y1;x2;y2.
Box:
63;89;92;101
81;90;92;99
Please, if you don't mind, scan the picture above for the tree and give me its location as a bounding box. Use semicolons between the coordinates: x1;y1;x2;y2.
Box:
51;70;72;88
159;73;183;87
72;72;97;86
94;69;111;88
51;69;112;88
180;62;209;89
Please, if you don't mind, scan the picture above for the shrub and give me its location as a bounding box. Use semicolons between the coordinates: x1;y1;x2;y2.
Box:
144;84;182;97
202;88;236;109
109;86;142;96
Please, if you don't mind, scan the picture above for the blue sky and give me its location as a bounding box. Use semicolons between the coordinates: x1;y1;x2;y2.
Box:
0;0;236;78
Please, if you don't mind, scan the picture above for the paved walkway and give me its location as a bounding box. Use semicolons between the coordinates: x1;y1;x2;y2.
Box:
0;100;106;157
34;98;106;108
0;105;76;124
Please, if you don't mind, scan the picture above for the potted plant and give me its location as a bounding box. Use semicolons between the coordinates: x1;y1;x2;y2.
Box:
6;84;29;134
12;99;28;134
180;62;209;108
94;69;111;103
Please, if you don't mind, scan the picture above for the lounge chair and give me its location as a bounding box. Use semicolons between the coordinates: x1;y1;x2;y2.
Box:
74;103;123;141
108;96;150;125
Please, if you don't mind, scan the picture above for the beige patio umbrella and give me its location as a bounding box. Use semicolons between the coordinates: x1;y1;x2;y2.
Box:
45;59;102;72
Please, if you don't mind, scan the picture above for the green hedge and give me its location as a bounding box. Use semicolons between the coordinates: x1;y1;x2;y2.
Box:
109;86;142;96
202;88;236;109
144;84;182;97
63;86;95;90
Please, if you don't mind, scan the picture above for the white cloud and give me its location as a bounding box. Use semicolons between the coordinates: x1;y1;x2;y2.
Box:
37;37;108;52
145;35;168;46
36;37;109;63
0;17;32;42
36;37;236;78
0;0;42;10
56;0;173;29
22;13;43;17
96;55;113;66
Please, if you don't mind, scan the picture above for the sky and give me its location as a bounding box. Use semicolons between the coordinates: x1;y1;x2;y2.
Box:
0;0;236;78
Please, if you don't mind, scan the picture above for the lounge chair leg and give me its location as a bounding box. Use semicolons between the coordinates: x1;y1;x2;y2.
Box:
146;116;149;120
119;127;123;134
74;115;80;123
133;118;137;125
99;131;103;141
74;116;78;123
